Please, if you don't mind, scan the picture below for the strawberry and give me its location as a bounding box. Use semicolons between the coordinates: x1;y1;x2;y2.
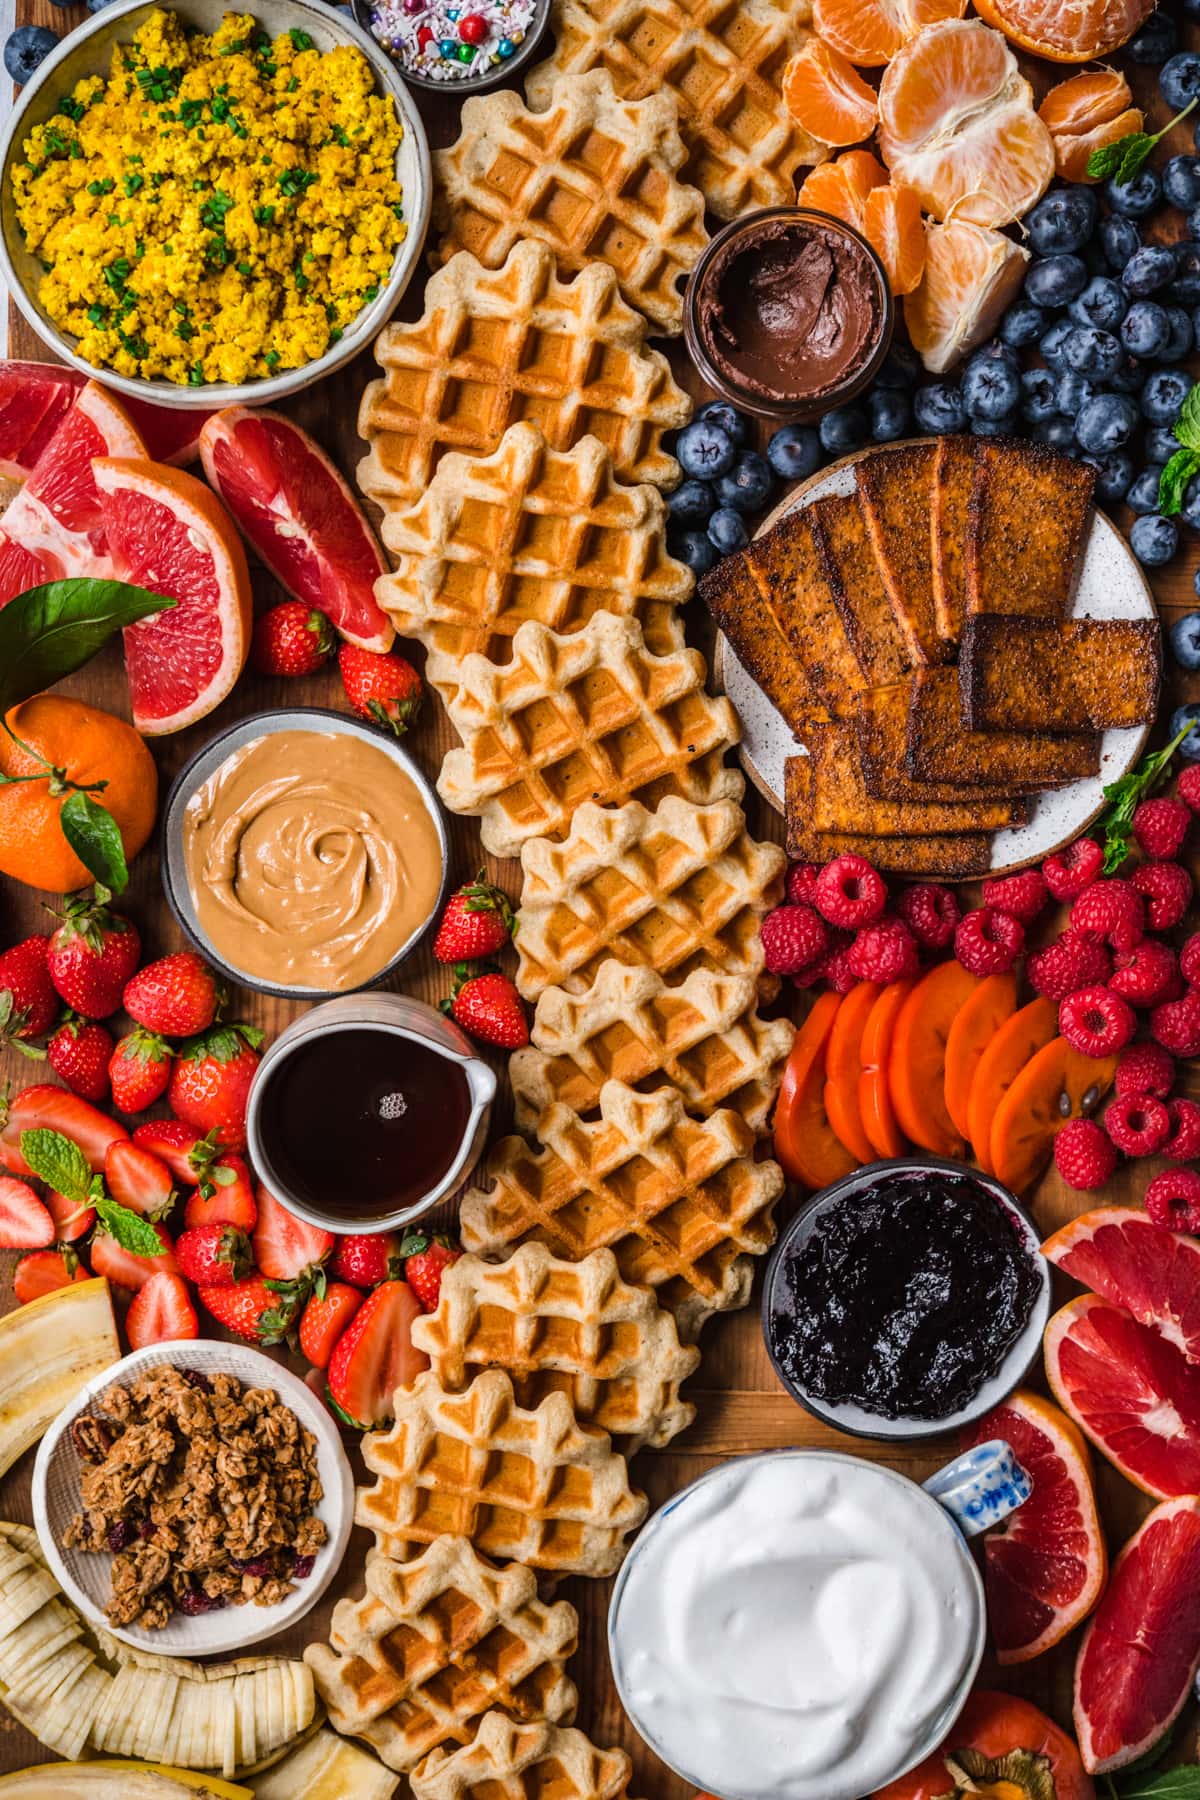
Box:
167;1023;264;1151
123;952;222;1037
182;1154;257;1231
132;1120;222;1188
299;1281;363;1370
126;1272;199;1351
251;602;336;677
253;1185;334;1288
0;1177;54;1249
45;1186;95;1244
326;1278;428;1428
331;1231;401;1289
108;1028;173;1115
338;642;423;736
432;873;516;964
441;968;528;1050
103;1141;175;1219
47;1015;113;1103
90;1222;179;1292
400;1232;463;1312
45;890;140;1020
13;1246;90;1305
0;935;57;1055
197;1275;300;1345
176;1223;252;1289
0;1084;127;1177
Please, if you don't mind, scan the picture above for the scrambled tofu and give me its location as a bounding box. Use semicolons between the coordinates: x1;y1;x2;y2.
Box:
11;9;408;386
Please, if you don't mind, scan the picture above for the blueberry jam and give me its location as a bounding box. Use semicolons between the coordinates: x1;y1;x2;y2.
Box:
769;1170;1041;1421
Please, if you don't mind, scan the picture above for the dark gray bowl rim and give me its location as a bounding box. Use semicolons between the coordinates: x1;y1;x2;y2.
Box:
349;0;551;92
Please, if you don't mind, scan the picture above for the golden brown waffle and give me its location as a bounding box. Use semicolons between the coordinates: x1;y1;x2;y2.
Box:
511;960;793;1135
514;794;785;1000
433;72;707;335
375;424;692;702
304;1539;578;1773
357;1371;647;1579
438;610;741;859
357;243;690;514
459;1081;783;1337
411;1711;638;1800
411;1244;698;1452
524;0;821;221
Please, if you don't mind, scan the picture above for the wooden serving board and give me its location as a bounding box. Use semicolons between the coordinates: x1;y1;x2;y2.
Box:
2;25;1200;1792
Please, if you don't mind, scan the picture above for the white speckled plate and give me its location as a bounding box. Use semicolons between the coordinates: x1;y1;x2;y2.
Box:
712;440;1159;877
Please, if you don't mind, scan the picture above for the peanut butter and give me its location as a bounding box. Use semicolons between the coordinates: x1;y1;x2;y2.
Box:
183;728;444;991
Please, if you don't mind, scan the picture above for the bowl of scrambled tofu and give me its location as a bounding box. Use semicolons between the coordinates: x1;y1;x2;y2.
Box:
0;0;432;405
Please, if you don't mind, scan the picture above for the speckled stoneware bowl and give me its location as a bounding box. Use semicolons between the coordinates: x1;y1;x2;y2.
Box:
350;0;551;93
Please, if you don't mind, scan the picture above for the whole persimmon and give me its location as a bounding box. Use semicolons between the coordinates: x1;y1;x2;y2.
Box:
0;694;157;893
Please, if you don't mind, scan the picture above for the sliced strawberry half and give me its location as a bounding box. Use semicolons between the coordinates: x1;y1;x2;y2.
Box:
104;1140;175;1219
326;1278;428;1429
252;1185;333;1286
0;1084;128;1177
126;1271;199;1350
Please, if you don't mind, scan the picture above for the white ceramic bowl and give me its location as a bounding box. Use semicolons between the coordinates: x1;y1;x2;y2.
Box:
0;0;432;408
32;1341;354;1655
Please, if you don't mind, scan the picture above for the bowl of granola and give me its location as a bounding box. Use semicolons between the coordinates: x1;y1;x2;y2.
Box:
31;1342;354;1654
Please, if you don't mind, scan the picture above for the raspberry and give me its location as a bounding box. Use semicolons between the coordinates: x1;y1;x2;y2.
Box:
1162;1098;1200;1162
1178;764;1200;816
1105;1092;1171;1156
802;944;857;994
1059;985;1136;1058
1026;930;1112;1000
1182;933;1200;987
1116;1041;1177;1100
846;918;919;984
1145;1167;1200;1234
954;906;1024;976
1043;837;1103;901
895;883;960;949
1132;860;1194;931
760;904;828;975
1132;796;1192;861
981;869;1050;924
814;854;888;929
785;862;821;906
1110;940;1181;1009
1151;987;1200;1057
1054;1118;1119;1192
792;927;852;989
1070;879;1145;952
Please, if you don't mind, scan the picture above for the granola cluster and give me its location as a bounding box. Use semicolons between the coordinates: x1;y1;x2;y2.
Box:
63;1363;326;1631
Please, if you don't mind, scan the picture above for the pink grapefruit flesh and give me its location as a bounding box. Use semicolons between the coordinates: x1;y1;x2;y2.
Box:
1045;1292;1200;1498
199;407;392;652
1074;1495;1200;1773
1044;1204;1200;1363
121;398;215;468
0;361;84;482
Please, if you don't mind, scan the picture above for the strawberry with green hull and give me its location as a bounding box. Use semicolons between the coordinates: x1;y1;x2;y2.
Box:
253;1186;334;1293
338;643;422;736
441;968;528;1050
45;888;140;1019
401;1232;463;1312
47;1015;113;1103
198;1274;301;1345
108;1028;172;1114
123;951;222;1037
0;1085;127;1176
103;1140;175;1219
331;1232;401;1289
176;1223;252;1289
13;1246;90;1304
326;1277;428;1429
300;1282;363;1370
126;1271;199;1350
0;936;56;1053
251;603;336;677
133;1120;224;1188
167;1022;263;1152
182;1155;257;1231
432;874;516;964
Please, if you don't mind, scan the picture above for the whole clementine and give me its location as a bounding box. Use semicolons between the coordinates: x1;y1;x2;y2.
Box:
0;694;157;893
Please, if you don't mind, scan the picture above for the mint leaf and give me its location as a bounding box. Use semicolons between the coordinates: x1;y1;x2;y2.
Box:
1173;382;1200;456
1115;1769;1200;1799
1099;720;1192;872
58;790;130;895
1088;98;1199;187
1159;448;1200;517
93;1195;163;1257
0;578;174;716
1086;139;1126;180
19;1127;91;1202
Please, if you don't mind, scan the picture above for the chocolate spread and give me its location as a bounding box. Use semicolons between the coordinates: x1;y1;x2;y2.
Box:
694;214;885;406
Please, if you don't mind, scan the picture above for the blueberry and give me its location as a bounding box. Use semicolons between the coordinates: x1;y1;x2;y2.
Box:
1106;168;1162;218
962;350;1020;421
85;0;122;12
1025;253;1089;308
1141;367;1194;423
999;301;1047;347
1108;353;1146;393
867;386;911;442
1158;304;1195;362
1126;10;1178;62
1056;372;1097;417
1033;417;1078;451
1146;423;1184;464
1182;474;1200;532
913;382;966;435
1127;466;1166;513
707;508;749;555
1081;449;1135;504
669;529;719;575
1039;318;1075;373
766;423;821;482
1130;513;1179;565
1100;214;1141;269
1026;188;1097;255
1170;611;1200;672
818;404;869;456
874;345;921;388
1122;244;1178;298
675;418;737;480
971;414;1018;437
714;450;774;514
1020;366;1058;423
1164;154;1200;211
667;478;715;527
3;23;58;80
1170;703;1200;760
1074;391;1138;453
1069;277;1127;331
1062;324;1123;381
1161;51;1200;114
695;399;752;449
1170;242;1200;306
1121;299;1172;359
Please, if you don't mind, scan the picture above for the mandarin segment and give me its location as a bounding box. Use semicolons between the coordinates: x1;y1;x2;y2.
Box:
797;147;889;229
1038;69;1144;182
905;215;1029;373
972;0;1154;61
811;0;966;67
862;182;926;295
782;40;878;146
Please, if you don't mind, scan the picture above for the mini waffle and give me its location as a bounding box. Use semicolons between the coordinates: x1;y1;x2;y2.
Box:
514;794;785;1000
357;243;690;514
356;1370;647;1579
433;72;708;335
411;1243;699;1451
411;1711;639;1800
438;610;741;859
459;1080;783;1337
304;1539;578;1772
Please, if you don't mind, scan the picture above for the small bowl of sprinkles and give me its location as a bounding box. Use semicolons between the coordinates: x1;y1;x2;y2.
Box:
351;0;548;90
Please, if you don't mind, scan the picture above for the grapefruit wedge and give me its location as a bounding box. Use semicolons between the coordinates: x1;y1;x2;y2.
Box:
1074;1496;1200;1774
199;407;392;652
0;361;83;482
93;459;252;736
1044;1293;1200;1498
121;398;214;468
1044;1206;1200;1365
963;1390;1106;1664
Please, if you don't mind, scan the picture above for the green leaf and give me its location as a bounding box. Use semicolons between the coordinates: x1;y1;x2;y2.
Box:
1173;382;1200;456
19;1127;91;1203
1087;99;1200;187
1158;449;1200;517
93;1194;164;1256
1098;720;1193;872
0;578;175;716
1086;139;1126;180
1114;1768;1200;1799
58;791;129;895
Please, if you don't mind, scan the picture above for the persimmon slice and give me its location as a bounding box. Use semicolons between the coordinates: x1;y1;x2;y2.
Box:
990;1036;1118;1196
966;996;1058;1174
824;980;883;1163
859;977;916;1158
888;962;979;1157
944;971;1018;1142
773;992;858;1190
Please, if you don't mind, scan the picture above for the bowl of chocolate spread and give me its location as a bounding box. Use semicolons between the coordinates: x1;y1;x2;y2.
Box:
684;206;893;421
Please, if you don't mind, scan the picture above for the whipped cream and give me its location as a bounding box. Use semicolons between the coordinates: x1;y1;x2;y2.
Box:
610;1453;982;1800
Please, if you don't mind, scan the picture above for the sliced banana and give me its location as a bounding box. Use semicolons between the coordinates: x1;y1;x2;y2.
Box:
0;1279;119;1476
248;1726;400;1800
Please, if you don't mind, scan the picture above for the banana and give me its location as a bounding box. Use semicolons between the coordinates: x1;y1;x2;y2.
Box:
0;1765;251;1798
92;1768;253;1800
0;1279;119;1477
247;1726;401;1800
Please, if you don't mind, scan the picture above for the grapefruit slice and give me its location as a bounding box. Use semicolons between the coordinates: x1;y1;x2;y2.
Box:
1074;1496;1200;1774
92;459;252;736
824;979;882;1163
904;216;1030;374
962;1389;1106;1664
0;361;83;482
1044;1293;1200;1499
1043;1207;1200;1365
772;992;858;1190
121;398;214;469
966;996;1058;1175
199;407;392;653
887;961;978;1157
944;971;1018;1143
990;1038;1116;1197
859;977;914;1158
